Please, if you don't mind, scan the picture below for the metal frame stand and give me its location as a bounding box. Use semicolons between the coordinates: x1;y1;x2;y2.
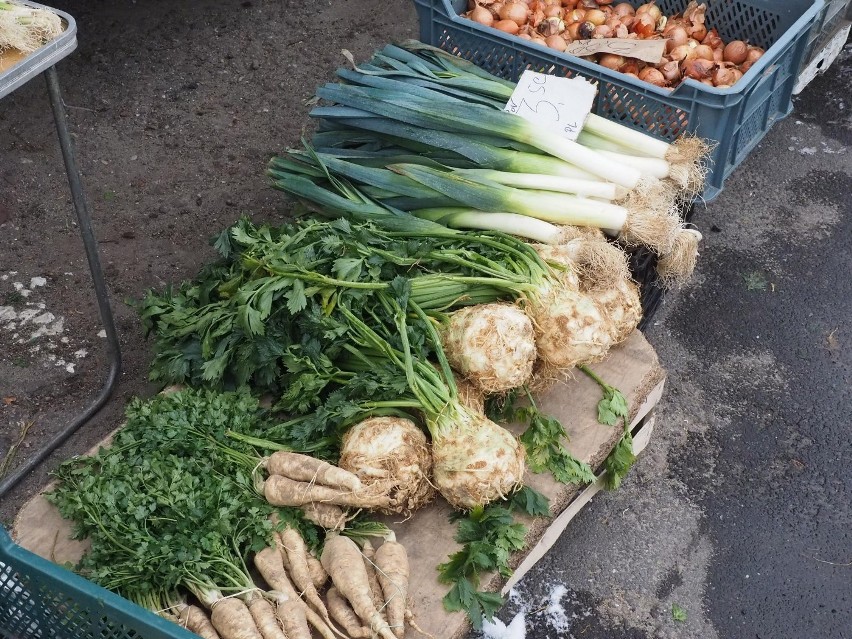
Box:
0;66;122;498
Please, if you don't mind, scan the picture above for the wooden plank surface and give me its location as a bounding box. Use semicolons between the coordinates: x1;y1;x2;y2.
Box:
12;329;664;639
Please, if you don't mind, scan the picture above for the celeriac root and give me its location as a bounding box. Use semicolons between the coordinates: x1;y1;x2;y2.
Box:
265;451;362;492
441;303;537;393
322;534;396;639
456;376;485;415
327;587;372;639
338;416;435;515
656;228;702;287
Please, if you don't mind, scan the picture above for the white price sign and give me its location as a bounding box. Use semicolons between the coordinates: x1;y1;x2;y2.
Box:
503;71;597;141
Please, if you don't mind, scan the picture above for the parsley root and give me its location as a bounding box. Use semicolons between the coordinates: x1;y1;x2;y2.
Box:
263;474;390;509
246;595;287;639
321;534;396;639
175;603;221;639
375;538;410;639
362;540;388;627
210;597;263;639
300;502;349;530
266;451;362;492
253;548;312;639
306;551;328;589
278;527;330;624
327;587;372;639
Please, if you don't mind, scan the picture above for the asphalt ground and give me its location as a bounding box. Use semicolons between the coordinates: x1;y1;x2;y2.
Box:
477;41;852;639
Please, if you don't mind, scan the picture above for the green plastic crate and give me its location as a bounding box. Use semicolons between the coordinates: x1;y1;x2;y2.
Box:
0;527;194;639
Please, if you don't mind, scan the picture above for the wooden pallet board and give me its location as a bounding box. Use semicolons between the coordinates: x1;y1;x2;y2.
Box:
12;330;665;639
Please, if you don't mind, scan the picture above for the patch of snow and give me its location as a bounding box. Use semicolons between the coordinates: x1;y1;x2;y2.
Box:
30;276;47;287
798;147;817;155
545;585;570;634
16;308;40;323
61;336;70;344
97;329;107;338
31;312;56;325
0;306;16;322
30;317;64;339
482;612;526;639
73;349;88;358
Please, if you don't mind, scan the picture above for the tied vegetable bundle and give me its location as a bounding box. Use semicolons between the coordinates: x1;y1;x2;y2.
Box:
270;40;707;285
47;388;420;639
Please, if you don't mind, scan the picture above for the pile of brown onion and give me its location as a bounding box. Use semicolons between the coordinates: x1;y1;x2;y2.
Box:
463;0;765;89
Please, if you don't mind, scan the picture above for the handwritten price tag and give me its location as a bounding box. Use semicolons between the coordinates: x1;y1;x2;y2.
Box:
565;38;666;64
503;71;597;141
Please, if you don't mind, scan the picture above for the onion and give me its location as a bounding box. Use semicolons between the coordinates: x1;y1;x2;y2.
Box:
531;35;548;46
584;8;606;25
566;21;582;39
687;23;707;41
546;33;568;50
494;18;521;33
638;66;667;86
620;59;640;75
599;53;625;69
659;59;681;83
577;20;595;39
614;22;629;37
666;26;688;51
469;5;495;26
631;12;656;37
613;2;634;17
699;78;714;86
693;44;714;60
635;2;661;22
543;3;563;18
594;24;612;37
339;417;435;514
712;65;739;87
566;8;585;23
669;44;695;62
702;28;722;49
745;46;764;64
723;40;747;64
605;15;622;29
713;47;723;62
538;16;565;36
683;58;715;80
500;0;529;25
490;2;505;18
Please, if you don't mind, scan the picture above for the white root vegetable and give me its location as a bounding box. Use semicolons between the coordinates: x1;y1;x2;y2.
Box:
278;527;330;623
307;551;328;589
327;587;372;639
362;540;388;627
430;408;525;510
301;502;349;530
374;539;410;639
210;598;263;639
246;594;287;639
338;416;435;515
321;534;397;639
265;451;362;492
255;547;342;639
441;303;537;393
262;474;390;509
175;603;221;639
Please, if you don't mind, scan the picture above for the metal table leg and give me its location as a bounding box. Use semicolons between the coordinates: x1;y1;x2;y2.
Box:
0;66;122;498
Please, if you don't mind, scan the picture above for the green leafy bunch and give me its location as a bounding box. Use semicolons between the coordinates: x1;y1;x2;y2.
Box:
438;487;549;629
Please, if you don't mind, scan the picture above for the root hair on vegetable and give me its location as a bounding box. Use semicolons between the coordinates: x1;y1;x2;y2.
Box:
619;207;680;254
656;227;702;287
618;176;677;214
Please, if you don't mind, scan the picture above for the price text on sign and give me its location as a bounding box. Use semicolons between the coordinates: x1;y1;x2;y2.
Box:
503;70;597;141
565;38;666;64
